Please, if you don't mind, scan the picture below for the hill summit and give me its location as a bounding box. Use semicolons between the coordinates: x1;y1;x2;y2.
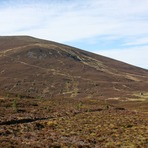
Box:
0;36;147;99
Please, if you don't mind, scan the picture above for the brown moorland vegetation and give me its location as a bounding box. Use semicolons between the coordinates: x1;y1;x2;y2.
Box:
0;36;148;147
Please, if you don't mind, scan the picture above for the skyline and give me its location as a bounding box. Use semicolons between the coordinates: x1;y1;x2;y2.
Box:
0;0;148;69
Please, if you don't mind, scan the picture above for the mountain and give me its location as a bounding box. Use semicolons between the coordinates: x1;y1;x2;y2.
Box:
0;36;148;99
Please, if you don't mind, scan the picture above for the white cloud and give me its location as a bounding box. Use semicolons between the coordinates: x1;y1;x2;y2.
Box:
124;37;148;46
0;0;148;42
97;46;148;69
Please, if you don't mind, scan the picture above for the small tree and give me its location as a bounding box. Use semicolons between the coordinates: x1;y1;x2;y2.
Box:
12;99;18;112
77;101;83;111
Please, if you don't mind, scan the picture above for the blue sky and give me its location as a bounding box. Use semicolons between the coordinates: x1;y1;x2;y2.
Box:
0;0;148;69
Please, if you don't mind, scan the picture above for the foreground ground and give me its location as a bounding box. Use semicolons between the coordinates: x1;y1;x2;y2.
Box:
0;93;148;147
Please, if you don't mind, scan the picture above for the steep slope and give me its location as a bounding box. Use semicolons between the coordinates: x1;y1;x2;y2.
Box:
0;36;148;98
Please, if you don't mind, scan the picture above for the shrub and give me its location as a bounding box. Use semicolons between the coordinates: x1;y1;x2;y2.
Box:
12;99;18;112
